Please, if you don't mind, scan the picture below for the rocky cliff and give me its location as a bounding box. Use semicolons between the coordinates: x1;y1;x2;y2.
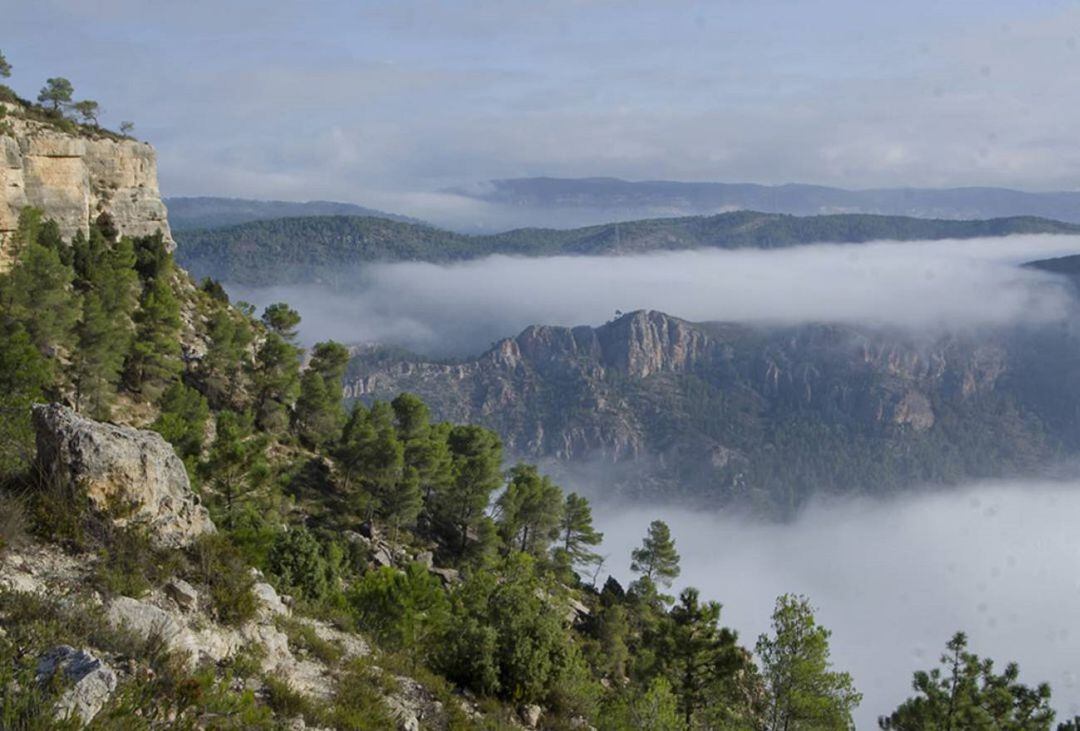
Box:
346;311;1080;514
0;103;172;252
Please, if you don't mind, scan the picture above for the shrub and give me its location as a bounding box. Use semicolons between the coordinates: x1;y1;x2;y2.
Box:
189;533;258;625
278;616;345;665
349;562;448;661
267;526;340;603
325;659;398;730
0;492;28;555
92;525;181;598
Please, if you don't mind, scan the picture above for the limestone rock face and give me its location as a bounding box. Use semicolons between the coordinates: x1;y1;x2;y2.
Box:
36;645;118;726
0;106;172;251
32;403;214;548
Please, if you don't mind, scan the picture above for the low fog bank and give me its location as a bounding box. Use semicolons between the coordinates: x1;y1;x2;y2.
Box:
228;235;1080;356
591;480;1080;727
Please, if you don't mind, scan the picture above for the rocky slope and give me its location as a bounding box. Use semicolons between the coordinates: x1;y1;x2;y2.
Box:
0;101;172;252
346;311;1080;514
3;404;508;729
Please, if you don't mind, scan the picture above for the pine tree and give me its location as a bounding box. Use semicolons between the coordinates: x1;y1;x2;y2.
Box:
392;394;454;517
662;587;743;729
879;632;1054;731
293;340;349;446
261;302;301;340
200;410;269;529
201;307;252;408
251;331;301;433
757;594;861;731
72;291;126;417
429;424;503;557
125;273;182;400
557;492;603;573
0;49;11;79
0;322;51;476
2;228;77;358
152;382;210;461
631;519;681;587
497;463;564;557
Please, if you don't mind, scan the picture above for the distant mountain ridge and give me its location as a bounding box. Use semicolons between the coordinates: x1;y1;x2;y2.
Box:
165;196;421;230
173;210;1080;287
345;310;1080;515
451;177;1080;226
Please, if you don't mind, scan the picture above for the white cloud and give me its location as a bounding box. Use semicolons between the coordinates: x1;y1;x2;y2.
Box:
591;478;1080;727
229;234;1080;356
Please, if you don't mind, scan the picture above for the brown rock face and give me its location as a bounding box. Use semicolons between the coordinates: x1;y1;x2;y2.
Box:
32;404;214;547
0;107;172;250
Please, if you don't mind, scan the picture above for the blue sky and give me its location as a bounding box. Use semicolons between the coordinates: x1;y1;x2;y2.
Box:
4;0;1079;216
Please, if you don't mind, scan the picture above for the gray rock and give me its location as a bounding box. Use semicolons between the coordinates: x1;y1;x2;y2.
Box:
36;646;117;726
32;404;214;548
165;578;199;610
519;703;543;728
372;545;394;568
414;551;434;570
253;582;290;617
430;566;460;585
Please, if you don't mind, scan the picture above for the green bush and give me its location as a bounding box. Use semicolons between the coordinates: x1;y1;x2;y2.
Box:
0;492;28;555
92;525;181;598
188;533;258;625
267;526;340;603
349;562;448;660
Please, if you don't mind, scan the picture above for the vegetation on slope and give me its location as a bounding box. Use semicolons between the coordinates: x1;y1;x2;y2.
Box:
173;210;1080;286
0;205;1071;729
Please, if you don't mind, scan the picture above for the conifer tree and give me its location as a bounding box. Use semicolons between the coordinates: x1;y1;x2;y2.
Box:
662;587;743;729
879;632;1054;731
0;322;50;476
125;273;182;400
72;291;125;417
391;394;454;516
201;307;252;408
757;594;861;731
261;302;301;340
152;382;210;460
557;492;604;573
0;49;11;79
251;331;301;433
294;340;349;446
631;519;681;587
2;223;77;358
497;463;564;557
38;77;73;111
428;424;503;556
201;410;269;529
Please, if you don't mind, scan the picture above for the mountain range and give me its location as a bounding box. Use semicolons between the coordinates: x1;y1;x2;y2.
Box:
164;196;419;231
173;210;1080;287
450;177;1080;228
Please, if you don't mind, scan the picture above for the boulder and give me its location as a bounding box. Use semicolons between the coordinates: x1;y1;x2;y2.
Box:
253;581;290;618
165;578;199;610
36;646;118;726
519;703;543;728
414;551;434;570
429;566;460;585
32;404;214;548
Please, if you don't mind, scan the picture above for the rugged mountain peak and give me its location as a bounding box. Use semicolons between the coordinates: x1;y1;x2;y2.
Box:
0;103;172;251
595;310;713;377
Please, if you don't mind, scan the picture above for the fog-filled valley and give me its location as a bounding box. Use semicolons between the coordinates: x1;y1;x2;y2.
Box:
593;479;1080;727
227;234;1080;357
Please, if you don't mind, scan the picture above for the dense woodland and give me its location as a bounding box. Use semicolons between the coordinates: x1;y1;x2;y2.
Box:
172;210;1080;287
0;205;1074;728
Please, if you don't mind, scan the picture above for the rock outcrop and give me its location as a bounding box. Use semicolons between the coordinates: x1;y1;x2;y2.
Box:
345;311;1077;509
0;105;172;251
32;404;214;547
36;646;118;726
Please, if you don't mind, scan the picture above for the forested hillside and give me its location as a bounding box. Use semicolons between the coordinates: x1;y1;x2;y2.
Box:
173;210;1080;287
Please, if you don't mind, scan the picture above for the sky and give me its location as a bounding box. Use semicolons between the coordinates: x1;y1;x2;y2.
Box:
4;1;1080;219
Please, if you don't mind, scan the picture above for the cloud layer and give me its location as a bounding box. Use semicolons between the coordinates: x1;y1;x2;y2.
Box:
591;479;1080;727
230;234;1080;356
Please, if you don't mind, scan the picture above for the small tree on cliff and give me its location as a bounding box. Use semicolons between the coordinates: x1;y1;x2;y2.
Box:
38;77;73;111
0;50;11;79
73;100;100;126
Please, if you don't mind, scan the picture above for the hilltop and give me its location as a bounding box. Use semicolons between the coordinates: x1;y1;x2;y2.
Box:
173;209;1080;287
